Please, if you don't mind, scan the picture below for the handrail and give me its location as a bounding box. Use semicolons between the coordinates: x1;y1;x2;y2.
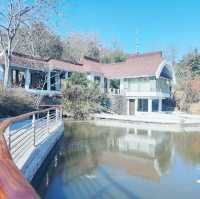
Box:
0;106;62;199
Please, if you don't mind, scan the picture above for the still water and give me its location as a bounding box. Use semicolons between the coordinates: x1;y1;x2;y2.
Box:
32;120;200;199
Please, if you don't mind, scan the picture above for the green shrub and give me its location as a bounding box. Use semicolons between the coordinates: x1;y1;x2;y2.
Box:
62;72;108;120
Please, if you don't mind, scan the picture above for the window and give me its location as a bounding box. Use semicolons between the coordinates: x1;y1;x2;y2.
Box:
104;78;108;92
160;66;172;80
138;99;148;112
30;70;47;90
11;69;25;88
94;76;101;84
152;99;159;112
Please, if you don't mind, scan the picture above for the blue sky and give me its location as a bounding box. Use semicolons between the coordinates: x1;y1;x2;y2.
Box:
51;0;200;56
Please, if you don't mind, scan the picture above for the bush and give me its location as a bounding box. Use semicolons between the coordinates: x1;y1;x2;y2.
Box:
62;72;108;120
0;88;35;117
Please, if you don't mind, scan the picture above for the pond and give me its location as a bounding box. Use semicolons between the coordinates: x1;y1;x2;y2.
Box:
32;120;200;199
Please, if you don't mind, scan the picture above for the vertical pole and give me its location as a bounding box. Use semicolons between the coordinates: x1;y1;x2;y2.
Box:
47;70;51;94
127;99;129;115
32;113;36;146
56;108;59;121
65;71;68;79
120;79;124;95
47;111;50;134
107;79;110;94
148;129;152;137
60;107;63;119
100;76;104;93
159;98;162;112
25;68;30;90
135;98;138;114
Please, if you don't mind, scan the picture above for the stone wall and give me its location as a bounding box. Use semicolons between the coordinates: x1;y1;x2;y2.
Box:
110;95;127;115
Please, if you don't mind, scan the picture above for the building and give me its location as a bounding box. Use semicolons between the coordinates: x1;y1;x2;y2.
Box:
0;51;175;115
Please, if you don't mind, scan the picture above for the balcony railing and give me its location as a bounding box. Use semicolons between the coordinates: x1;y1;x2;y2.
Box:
108;88;171;97
108;88;120;95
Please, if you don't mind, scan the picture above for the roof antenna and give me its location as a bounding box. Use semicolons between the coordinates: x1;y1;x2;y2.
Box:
135;28;140;54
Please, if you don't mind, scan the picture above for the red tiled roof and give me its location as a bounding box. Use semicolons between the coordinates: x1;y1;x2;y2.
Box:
101;51;164;78
77;51;163;78
0;52;48;70
0;51;164;78
48;59;85;72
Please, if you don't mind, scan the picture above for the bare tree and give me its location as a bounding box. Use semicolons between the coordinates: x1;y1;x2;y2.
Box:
0;0;61;86
15;22;63;59
62;32;101;62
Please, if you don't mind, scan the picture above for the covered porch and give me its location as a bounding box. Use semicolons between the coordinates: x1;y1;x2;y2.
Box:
8;66;66;95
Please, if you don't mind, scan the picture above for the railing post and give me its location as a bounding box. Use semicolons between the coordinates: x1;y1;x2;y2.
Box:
56;108;59;121
47;111;50;134
32;113;36;146
60;107;63;119
6;126;11;150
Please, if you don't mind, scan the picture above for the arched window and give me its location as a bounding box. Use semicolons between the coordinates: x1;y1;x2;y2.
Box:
160;65;172;80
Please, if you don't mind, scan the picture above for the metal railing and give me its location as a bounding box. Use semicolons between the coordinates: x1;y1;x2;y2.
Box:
109;88;120;95
5;107;62;165
0;106;63;199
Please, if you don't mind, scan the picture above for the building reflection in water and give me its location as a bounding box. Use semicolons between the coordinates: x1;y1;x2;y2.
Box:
32;122;200;199
101;127;173;182
60;124;173;183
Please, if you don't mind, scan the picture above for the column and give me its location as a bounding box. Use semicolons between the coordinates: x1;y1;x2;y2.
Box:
135;128;138;135
107;79;110;93
100;76;104;93
148;129;152;137
87;73;94;81
7;67;12;87
47;70;51;92
158;98;162;112
120;79;124;95
135;98;138;114
127;99;129;115
65;71;68;79
25;68;30;90
148;98;152;112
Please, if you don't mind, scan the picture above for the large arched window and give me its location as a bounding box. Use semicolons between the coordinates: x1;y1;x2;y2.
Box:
160;65;172;80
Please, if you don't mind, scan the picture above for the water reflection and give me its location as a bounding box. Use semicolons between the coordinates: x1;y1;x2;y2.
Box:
32;121;200;199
